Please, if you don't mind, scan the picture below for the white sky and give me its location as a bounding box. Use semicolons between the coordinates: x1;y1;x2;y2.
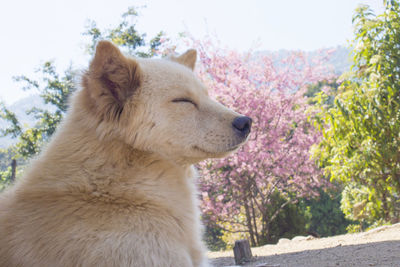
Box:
0;0;384;105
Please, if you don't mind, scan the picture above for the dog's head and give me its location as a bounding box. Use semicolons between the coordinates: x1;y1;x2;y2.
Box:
82;41;251;163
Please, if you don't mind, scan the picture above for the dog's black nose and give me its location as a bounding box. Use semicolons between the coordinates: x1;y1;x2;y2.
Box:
232;116;252;138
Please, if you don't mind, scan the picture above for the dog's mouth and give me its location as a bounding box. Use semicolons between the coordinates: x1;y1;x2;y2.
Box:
192;143;242;156
191;131;251;157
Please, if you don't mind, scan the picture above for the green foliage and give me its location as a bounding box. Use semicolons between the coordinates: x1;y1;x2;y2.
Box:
312;0;400;225
0;149;23;190
203;218;227;251
0;164;24;191
0;149;13;172
206;192;311;248
0;63;76;159
341;183;371;222
302;188;352;237
264;193;308;244
0;106;22;138
263;189;351;243
346;224;363;233
0;166;13;191
0;150;12;185
204;188;354;249
84;7;164;58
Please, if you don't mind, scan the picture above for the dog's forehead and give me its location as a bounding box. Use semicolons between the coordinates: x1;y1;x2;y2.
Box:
139;58;192;78
138;58;207;95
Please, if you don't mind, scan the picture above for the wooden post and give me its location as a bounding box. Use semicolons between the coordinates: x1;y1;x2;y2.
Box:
233;239;252;265
11;159;16;182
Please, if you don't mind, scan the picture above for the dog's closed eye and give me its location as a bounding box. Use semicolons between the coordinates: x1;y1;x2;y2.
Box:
172;98;198;108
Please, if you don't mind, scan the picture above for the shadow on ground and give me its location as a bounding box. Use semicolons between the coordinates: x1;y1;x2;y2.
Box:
210;240;400;267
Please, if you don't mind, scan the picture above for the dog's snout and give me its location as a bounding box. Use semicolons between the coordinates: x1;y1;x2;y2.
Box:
232;116;252;138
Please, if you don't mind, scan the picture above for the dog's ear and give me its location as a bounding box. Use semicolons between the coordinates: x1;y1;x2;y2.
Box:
83;40;141;121
171;49;197;70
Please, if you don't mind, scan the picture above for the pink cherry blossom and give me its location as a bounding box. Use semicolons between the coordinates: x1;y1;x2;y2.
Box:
187;37;334;245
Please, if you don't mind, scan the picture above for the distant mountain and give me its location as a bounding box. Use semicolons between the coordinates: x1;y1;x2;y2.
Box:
254;46;352;75
326;46;353;75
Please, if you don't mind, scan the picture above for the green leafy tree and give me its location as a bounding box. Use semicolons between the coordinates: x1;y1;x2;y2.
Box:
313;0;400;226
1;63;76;159
84;7;164;58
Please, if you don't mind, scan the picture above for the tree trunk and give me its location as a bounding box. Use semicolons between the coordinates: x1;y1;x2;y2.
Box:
250;196;260;245
244;200;256;247
381;189;390;222
11;159;16;182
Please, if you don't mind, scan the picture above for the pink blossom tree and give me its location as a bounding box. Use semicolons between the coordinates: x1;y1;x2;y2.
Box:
192;39;334;246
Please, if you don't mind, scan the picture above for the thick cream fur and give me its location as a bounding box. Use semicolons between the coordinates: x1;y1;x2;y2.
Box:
0;41;248;267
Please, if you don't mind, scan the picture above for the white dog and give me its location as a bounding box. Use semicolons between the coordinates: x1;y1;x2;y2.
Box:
0;41;252;267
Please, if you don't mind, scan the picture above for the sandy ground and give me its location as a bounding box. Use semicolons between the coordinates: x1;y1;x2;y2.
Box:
208;223;400;267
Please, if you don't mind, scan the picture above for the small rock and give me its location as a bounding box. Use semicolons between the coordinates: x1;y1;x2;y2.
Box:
256;264;281;267
291;235;315;241
277;238;290;245
292;236;307;241
306;235;316;240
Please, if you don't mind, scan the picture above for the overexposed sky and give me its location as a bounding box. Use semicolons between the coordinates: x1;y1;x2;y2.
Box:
0;0;384;105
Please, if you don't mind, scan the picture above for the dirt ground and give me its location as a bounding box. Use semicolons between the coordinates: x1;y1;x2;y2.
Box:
208;223;400;267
